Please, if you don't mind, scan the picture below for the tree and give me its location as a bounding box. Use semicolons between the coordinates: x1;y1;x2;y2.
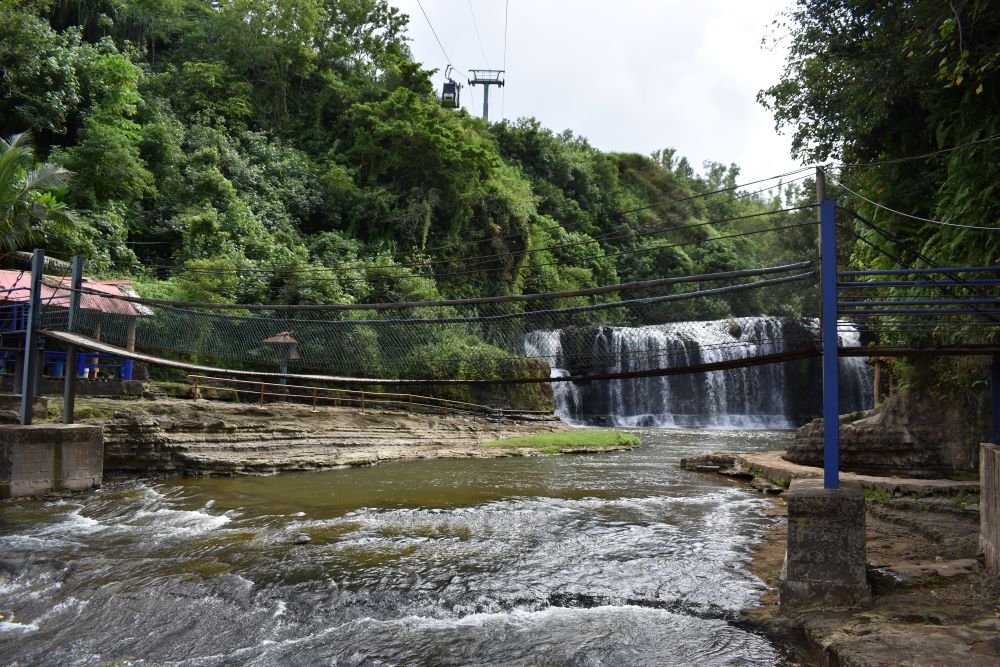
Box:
0;133;78;251
759;0;999;266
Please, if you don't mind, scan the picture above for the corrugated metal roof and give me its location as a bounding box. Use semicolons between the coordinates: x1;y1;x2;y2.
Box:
261;331;298;344
0;270;147;317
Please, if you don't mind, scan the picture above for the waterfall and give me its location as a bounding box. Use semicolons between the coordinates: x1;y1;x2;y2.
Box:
523;317;873;429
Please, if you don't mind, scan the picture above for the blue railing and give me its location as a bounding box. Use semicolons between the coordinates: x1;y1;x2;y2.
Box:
0;300;134;380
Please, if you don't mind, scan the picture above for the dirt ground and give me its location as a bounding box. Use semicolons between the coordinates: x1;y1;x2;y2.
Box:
741;494;1000;667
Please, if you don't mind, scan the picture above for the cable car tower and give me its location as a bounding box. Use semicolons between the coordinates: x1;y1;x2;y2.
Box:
441;65;462;109
468;69;504;122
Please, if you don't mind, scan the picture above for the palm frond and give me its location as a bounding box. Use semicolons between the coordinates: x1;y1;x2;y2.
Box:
23;164;74;193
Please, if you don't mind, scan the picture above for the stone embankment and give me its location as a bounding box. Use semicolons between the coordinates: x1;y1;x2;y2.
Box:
785;390;991;479
91;398;568;475
681;451;999;666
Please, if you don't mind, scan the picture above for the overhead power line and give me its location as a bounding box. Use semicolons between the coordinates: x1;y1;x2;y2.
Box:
828;174;998;231
468;0;490;67
415;0;464;77
74;261;812;312
501;0;509;120
274;215;818;287
836;133;1000;169
138;168;812;279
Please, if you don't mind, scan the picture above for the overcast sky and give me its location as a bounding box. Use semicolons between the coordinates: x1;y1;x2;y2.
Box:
390;0;800;184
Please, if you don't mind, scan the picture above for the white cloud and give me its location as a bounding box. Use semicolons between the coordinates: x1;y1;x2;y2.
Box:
392;0;798;183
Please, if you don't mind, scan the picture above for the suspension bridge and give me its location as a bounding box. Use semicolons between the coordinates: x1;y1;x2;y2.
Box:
4;187;999;490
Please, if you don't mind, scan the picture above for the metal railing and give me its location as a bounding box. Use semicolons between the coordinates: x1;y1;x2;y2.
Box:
186;374;551;418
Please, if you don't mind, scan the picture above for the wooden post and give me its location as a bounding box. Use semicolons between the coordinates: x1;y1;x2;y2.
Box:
63;256;84;424
126;318;137;352
312;387;317;411
192;376;200;400
259;382;264;407
872;359;881;407
993;355;1000;444
982;443;1000;575
89;322;102;379
361;391;365;414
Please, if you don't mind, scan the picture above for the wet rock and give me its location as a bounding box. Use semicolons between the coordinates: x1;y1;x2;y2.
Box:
293;533;311;545
749;477;785;494
680;453;737;471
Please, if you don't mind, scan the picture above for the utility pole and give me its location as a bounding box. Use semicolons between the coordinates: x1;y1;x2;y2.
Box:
468;69;504;122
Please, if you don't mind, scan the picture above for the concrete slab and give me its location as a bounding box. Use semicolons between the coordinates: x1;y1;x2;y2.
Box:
736;451;980;496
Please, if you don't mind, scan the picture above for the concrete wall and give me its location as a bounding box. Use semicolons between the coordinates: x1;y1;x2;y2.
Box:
0;424;103;498
982;443;999;575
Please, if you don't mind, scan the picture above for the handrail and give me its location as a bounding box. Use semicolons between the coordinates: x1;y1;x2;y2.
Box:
185;374;552;416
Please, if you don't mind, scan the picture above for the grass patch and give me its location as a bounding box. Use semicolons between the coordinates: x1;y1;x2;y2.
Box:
864;487;895;503
482;430;641;455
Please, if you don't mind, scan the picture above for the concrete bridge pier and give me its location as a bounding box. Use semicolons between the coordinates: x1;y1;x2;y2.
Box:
0;424;103;498
779;478;869;611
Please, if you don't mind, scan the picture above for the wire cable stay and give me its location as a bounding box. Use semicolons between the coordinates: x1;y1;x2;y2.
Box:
827;173;998;231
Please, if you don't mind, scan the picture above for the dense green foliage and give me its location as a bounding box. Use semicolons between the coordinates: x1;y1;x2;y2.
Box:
760;0;999;267
2;0;811;317
760;0;999;391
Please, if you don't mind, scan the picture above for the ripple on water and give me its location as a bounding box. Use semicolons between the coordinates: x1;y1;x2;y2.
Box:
228;605;779;667
0;429;786;666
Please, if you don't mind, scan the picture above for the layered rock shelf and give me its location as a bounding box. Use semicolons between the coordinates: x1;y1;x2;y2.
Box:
95;399;565;475
785;390;991;479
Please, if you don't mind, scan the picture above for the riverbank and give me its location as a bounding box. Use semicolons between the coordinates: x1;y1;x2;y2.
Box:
42;397;639;476
685;452;1000;666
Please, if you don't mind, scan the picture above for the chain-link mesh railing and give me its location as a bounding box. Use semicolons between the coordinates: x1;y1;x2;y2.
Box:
39;262;821;383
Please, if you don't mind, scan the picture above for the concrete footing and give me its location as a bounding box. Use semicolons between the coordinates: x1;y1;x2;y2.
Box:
0;424;104;498
779;478;869;611
982;443;999;575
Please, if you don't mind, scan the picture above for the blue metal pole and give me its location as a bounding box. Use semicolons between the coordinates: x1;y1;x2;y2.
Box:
820;199;840;489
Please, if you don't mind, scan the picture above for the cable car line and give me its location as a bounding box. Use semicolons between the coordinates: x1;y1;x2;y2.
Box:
468;0;491;67
501;0;509;120
414;0;455;71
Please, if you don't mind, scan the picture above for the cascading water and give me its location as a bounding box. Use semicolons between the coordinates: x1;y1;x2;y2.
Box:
523;317;873;428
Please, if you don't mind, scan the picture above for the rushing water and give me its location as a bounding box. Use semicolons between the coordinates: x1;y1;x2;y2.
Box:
1;429;792;666
524;317;873;427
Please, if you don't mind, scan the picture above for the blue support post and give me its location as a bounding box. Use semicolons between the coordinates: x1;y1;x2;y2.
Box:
820;199;840;489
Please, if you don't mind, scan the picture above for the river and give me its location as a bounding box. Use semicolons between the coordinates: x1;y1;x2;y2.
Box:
1;428;792;666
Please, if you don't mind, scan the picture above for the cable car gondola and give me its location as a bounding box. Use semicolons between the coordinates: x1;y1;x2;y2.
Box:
441;65;461;109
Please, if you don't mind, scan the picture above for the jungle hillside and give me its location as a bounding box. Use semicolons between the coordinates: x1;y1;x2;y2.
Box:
1;0;997;388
